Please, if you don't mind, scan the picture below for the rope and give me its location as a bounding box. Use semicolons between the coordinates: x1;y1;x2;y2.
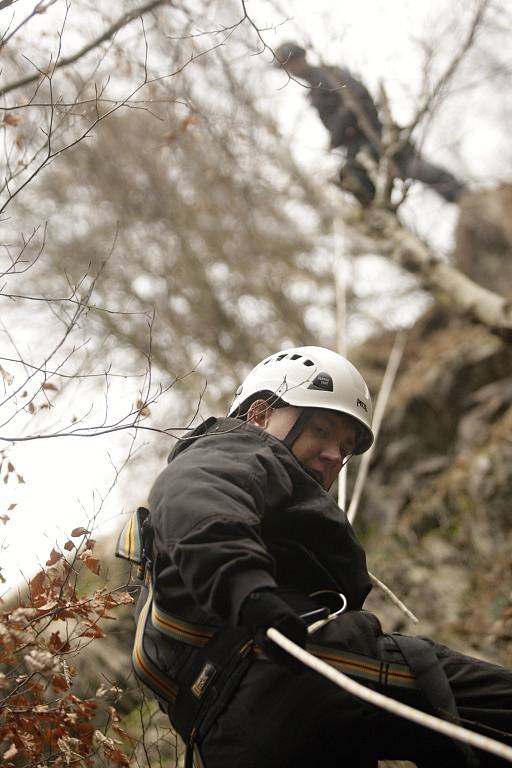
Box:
348;330;406;525
369;571;419;624
267;628;512;764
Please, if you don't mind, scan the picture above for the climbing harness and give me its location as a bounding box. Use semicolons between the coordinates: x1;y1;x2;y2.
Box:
116;508;512;767
269;627;512;765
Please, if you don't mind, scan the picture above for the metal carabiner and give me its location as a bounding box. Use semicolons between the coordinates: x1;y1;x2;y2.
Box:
306;590;348;635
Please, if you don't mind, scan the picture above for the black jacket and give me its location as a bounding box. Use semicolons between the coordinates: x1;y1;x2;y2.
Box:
133;417;511;768
299;64;381;155
148;416;371;631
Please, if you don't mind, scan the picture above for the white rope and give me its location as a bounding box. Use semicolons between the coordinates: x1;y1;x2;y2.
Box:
267;628;512;764
369;571;419;624
348;330;406;525
334;214;349;512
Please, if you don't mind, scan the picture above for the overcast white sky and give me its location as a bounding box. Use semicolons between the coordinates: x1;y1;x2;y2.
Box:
1;0;508;590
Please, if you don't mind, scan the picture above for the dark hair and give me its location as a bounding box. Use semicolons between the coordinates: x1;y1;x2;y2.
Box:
275;42;307;63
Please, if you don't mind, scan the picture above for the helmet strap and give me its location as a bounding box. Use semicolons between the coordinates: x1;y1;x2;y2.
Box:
283;408;312;448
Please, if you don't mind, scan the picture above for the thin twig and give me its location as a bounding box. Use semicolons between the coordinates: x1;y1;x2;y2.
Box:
0;0;168;98
402;0;491;145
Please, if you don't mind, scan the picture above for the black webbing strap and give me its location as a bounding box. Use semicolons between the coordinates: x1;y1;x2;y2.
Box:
388;634;479;767
283;408;312;448
172;627;253;768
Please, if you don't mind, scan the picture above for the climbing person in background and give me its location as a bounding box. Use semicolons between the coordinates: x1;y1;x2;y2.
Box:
274;42;467;206
118;346;512;768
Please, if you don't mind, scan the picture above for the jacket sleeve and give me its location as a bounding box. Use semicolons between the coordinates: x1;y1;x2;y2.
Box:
149;431;293;625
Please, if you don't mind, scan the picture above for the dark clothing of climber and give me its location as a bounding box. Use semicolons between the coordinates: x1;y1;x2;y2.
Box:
117;346;512;767
275;42;466;206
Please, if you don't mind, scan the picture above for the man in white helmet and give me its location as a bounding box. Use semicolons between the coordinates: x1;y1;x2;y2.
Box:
118;346;512;768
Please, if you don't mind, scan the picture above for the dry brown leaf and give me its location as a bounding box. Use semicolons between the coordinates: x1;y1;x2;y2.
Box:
2;113;23;127
51;673;70;692
0;364;14;385
42;382;58;391
135;399;150;417
30;570;46;600
46;548;62;566
82;622;105;638
104;747;130;766
84;556;100;575
70;526;90;537
49;631;70;653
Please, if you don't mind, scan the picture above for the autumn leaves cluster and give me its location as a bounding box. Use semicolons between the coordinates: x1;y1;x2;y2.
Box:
0;529;134;766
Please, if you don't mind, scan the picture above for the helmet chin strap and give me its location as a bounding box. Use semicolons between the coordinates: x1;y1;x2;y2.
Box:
283;408;312;448
283;408;329;488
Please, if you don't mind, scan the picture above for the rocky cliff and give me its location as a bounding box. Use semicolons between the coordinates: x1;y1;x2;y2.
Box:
354;308;512;666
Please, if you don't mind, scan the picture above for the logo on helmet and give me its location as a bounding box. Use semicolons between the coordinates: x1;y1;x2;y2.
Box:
307;372;333;392
356;398;368;412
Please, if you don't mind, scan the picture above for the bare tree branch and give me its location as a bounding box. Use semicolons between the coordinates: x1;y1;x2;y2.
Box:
404;0;491;141
0;0;169;98
0;1;59;52
360;208;512;336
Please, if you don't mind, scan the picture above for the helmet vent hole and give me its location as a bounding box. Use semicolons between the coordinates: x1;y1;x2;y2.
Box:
303;359;314;367
290;353;301;360
276;353;287;361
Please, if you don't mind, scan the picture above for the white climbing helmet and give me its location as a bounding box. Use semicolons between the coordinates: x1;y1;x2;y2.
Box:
228;346;374;454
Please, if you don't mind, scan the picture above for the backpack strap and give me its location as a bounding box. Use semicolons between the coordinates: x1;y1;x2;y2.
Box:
132;580;179;704
387;634;478;767
173;626;254;767
116;506;253;768
132;580;253;768
115;506;153;580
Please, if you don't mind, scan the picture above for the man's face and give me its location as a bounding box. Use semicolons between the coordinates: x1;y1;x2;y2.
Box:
247;403;357;490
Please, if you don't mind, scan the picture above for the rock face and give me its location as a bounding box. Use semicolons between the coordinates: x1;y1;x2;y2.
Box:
454;184;512;297
354;308;512;665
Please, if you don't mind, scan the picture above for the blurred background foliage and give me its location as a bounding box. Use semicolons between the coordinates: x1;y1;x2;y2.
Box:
1;1;512;764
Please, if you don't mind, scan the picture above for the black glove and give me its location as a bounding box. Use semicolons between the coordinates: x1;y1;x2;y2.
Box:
240;589;308;673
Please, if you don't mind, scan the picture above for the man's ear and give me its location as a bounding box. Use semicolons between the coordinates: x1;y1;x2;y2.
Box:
247;399;272;427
